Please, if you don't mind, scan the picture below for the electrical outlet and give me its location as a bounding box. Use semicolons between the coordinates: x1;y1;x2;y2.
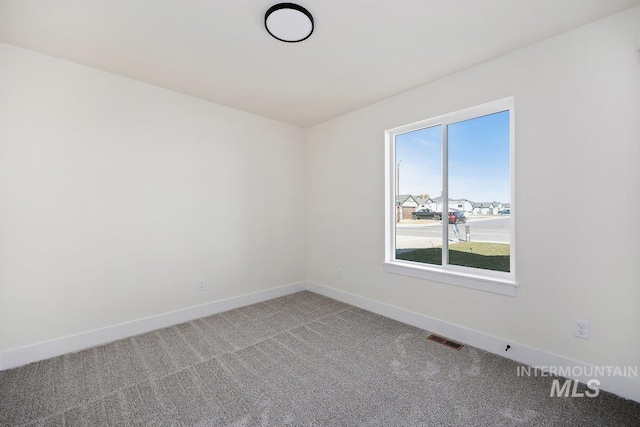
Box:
574;319;590;339
197;279;205;292
338;268;343;279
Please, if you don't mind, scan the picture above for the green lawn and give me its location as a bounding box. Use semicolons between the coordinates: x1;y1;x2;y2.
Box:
397;242;510;272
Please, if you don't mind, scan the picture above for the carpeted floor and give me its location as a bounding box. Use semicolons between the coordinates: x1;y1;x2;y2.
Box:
1;291;639;426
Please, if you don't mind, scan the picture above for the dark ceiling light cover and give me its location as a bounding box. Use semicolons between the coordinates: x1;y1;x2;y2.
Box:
265;3;314;43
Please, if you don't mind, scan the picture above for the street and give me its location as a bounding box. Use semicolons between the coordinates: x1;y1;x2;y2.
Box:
396;216;510;250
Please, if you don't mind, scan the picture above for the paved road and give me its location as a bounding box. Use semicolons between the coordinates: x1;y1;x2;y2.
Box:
396;216;510;249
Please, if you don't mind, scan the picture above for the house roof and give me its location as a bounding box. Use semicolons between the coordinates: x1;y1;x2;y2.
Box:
1;2;636;127
430;196;474;205
396;195;418;205
414;196;429;205
476;202;502;208
476;202;491;208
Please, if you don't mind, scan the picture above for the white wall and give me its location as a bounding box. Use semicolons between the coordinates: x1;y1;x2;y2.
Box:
0;43;306;352
1;7;639;377
306;7;640;371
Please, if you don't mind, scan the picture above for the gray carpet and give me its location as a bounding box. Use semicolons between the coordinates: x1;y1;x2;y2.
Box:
1;291;638;426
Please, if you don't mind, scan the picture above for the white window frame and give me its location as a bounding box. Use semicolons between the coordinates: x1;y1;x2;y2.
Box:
384;97;517;296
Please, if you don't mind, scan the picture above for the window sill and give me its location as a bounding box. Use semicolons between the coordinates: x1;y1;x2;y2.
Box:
383;260;517;296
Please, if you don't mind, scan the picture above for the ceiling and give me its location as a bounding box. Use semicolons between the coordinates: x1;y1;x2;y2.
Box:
1;0;639;128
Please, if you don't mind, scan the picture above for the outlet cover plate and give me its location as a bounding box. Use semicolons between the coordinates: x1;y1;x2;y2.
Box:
573;319;590;339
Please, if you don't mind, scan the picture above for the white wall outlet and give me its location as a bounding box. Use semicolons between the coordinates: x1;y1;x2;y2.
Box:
338;268;343;279
574;319;590;339
197;279;205;292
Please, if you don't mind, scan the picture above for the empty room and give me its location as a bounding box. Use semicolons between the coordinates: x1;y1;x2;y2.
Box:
1;1;639;426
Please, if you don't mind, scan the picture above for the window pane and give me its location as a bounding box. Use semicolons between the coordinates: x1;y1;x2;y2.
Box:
447;111;510;272
394;125;442;265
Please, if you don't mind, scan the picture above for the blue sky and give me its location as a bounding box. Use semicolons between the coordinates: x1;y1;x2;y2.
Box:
395;110;510;203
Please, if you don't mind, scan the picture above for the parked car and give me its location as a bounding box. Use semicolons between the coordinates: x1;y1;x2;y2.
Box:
499;209;511;215
411;208;442;220
448;211;467;224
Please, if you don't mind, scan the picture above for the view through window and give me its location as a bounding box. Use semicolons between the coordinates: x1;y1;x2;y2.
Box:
392;102;512;276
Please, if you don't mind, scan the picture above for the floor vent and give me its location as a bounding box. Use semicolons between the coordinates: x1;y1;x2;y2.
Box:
427;334;464;350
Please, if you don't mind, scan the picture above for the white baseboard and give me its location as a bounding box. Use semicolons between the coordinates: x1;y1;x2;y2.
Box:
304;281;640;404
0;282;306;371
2;279;637;404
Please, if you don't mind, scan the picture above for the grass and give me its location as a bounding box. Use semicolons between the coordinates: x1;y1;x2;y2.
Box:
397;242;510;272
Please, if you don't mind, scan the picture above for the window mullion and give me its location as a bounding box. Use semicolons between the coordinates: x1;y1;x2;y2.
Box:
442;123;449;267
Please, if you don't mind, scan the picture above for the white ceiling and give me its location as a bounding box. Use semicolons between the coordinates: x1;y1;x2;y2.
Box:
1;0;639;128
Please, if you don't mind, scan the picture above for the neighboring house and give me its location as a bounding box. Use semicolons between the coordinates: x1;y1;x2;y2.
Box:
414;196;429;210
396;194;420;219
474;201;507;215
425;198;439;211
429;196;475;213
474;202;492;214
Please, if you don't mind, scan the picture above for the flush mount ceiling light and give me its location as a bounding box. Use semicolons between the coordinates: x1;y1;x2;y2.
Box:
265;3;314;43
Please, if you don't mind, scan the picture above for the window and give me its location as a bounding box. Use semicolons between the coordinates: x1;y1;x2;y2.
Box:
384;98;516;295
